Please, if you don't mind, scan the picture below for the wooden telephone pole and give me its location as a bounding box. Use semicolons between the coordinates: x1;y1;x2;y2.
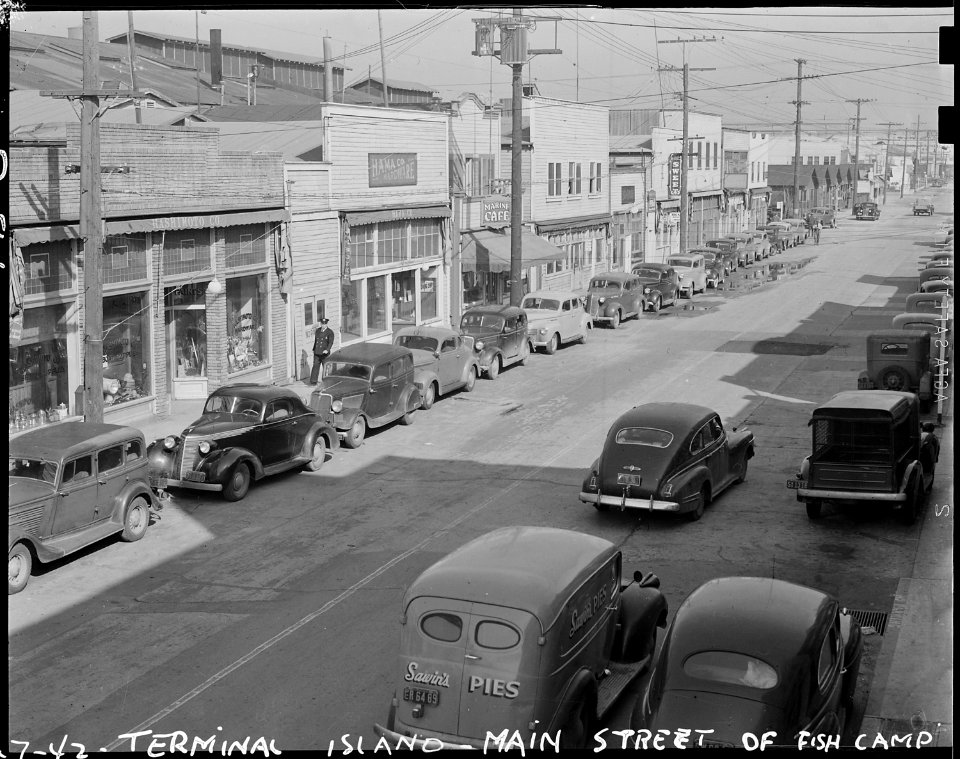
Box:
790;59;809;217
658;36;716;254
878;122;902;205
846;98;875;204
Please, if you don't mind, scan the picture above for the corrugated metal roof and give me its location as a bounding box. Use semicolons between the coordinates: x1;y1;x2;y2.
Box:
212;120;325;162
347;74;437;94
610;134;652;152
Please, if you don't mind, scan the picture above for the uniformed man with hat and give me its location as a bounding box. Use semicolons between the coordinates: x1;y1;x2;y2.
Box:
309;317;334;385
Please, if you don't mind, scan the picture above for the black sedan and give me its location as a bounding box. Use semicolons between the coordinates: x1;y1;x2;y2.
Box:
632;577;863;747
147;384;338;501
632;263;681;312
579;403;754;521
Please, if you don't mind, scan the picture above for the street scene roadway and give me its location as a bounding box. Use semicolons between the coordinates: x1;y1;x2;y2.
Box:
9;190;953;752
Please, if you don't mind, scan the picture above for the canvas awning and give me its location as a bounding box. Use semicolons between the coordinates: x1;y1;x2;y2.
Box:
344;204;450;227
460;229;566;273
535;212;612;234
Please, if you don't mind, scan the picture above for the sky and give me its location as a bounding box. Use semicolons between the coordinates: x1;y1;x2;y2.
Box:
10;6;953;150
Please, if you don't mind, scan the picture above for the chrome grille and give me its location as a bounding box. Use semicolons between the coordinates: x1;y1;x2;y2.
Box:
11;504;46;536
179;437;201;479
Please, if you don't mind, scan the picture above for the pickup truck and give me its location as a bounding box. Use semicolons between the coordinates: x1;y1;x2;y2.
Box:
913;197;935;216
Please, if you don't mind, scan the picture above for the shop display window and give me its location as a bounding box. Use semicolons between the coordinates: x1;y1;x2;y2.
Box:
102;292;150;406
9;304;70;422
420;266;438;321
379;221;407;264
226;274;268;373
341;279;362;342
367;275;388;334
162;229;212;276
392;270;417;326
165;284;207;378
102;234;148;284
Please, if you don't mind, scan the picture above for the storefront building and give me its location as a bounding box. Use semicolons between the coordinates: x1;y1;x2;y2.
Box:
9;124;288;428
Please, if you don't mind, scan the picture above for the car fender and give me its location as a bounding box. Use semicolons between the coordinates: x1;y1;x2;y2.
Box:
146;441;179;476
668;465;711;506
611;584;668;663
202;447;265;482
109;479;158;519
899;460;924;494
413;367;440;398
479;347;501;368
728;429;755;459
604;301;621;318
461;357;480;384
544;668;598;734
399;386;422;414
300;421;340;456
921;432;940;463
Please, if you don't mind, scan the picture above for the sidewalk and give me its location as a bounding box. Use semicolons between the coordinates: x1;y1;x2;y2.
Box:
859;405;953;746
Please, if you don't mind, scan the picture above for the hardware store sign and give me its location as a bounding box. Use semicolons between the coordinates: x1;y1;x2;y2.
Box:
369;153;418;187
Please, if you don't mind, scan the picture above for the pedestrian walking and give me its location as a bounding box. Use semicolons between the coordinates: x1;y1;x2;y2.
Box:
309;317;334;385
814;219;822;245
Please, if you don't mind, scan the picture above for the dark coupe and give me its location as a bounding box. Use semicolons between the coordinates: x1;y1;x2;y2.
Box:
579;403;754;521
147;384;339;501
632;263;681;312
632;577;863;747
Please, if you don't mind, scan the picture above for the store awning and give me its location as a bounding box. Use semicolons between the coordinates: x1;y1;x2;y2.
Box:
107;207;289;235
750;186;771;194
461;229;566;273
535;213;612;234
657;199;681;210
691;190;722;198
11;225;82;246
344;204;450;227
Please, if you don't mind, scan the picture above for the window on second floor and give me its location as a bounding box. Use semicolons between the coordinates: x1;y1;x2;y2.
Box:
705;142;710;167
465;155;496;198
548;162;562;197
621;185;636;205
568;162;582;195
713;142;719;169
697;143;703;170
590;162;602;193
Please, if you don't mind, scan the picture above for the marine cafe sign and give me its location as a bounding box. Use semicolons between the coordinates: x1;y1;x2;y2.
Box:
668;153;682;198
481;195;511;229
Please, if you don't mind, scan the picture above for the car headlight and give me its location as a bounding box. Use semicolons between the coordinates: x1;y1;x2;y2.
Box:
198;440;214;455
539;328;547;335
331;399;343;413
163;435;177;450
677;273;684;279
598;297;606;305
475;340;485;351
644;287;651;294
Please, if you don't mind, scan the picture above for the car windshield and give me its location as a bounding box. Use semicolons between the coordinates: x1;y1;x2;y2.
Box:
634;269;664;279
9;457;59;483
667;259;693;269
395;335;439;352
684;651;779;690
589;279;622;291
521;297;561;311
461;313;505;330
203;395;264;416
325;361;372;381
812;418;892;464
615;427;674;448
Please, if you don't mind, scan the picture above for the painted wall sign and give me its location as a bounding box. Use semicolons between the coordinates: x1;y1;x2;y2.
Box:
668;153;682;198
481;195;511;229
368;153;418;188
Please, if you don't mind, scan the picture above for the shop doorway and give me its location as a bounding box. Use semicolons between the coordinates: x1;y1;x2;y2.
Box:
164;283;208;399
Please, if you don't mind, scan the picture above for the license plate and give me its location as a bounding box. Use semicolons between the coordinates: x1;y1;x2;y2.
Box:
184;470;207;483
403;686;440;706
786;479;805;489
617;473;642;486
149;475;168;489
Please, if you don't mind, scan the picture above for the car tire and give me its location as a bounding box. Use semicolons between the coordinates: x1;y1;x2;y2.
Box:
8;543;32;595
421;382;437;410
343;416;367;449
519;341;531;365
686;487;707;521
879;365;911;392
687;286;696;301
610;311;621;329
304;435;327;472
897;476;923;525
463;365;477;392
650;296;661;313
736;456;748;484
121;496;150;541
400;402;416;426
486;356;501;380
223;462;252;502
545;333;559;355
558;697;594;750
578;327;589;344
806;500;823;520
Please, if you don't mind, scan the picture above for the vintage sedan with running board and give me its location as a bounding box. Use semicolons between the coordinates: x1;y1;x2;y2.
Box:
631;577;863;747
579;403;755;521
148;384;338;501
393;325;479;409
373;526;667;750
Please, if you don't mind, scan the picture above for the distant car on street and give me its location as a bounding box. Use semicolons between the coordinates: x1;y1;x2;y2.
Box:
632;263;681;311
854;202;880;221
686;249;725;287
393;326;479;409
806;206;838;229
666;253;708;298
913;197;935;216
520;290;591;352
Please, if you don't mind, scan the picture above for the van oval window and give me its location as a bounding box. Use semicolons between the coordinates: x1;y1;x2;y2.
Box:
420;612;463;643
475;620;521;650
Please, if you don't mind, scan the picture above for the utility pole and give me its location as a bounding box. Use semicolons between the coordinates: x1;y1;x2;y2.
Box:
377;10;390;108
924;130;931;184
878;122;902;205
914;116;922;188
195;11;202;113
658;36;716;255
81;12;105;424
900;128;908;198
126;11;141;124
473;10;561;306
790;59;808;217
846;98;874;205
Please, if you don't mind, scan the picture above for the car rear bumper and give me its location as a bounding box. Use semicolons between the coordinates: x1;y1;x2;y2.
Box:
797;488;906;503
579;491;681;512
373;724;481;750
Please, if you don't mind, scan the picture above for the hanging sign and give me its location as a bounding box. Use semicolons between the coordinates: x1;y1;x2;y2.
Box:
481;195;511;229
669;153;682;198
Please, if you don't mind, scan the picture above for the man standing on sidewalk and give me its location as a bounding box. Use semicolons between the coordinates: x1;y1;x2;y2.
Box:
309;318;334;385
814;219;823;244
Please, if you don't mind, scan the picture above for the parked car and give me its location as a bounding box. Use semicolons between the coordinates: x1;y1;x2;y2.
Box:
520;290;591;353
724;233;760;262
459;305;531;378
666;253;708;298
920;254;953;270
393;326;480;409
920;278;954;296
687;250;726;288
705;238;748;268
579;403;755;522
373;526;667;750
632;263;681;311
913;197;935;216
631;577;863;747
758;224;790;253
905;291;952;315
787;391;939;524
149;384;339;501
892;313;953;366
854;202;880;221
781;218;809;245
857;330;936;411
749;229;772;258
806;206;838;229
311;344;420;449
918;266;953;291
9;422;159;594
585;272;645;329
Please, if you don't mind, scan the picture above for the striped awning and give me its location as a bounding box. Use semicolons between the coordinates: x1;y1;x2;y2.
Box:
460;229;566;273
